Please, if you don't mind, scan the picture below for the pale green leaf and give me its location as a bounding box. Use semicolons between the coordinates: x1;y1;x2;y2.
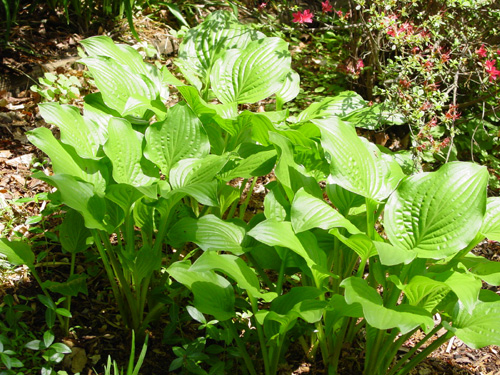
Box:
480;197;500;241
0;239;34;268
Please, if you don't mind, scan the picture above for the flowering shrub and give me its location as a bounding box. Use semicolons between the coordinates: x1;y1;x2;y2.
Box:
287;0;500;184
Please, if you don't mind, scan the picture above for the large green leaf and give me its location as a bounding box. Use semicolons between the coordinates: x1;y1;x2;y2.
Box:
211;37;291;104
432;270;481;314
460;254;500;286
296;92;366;123
105;184;144;215
448;301;500;349
167;214;245;255
168;155;227;189
220;149;277;180
38;103;103;159
104;118;158;187
27;127;107;194
248;219;329;284
190;251;275;302
168;261;235;321
276;70;300;104
80;56;157;117
145;102;210;175
480;197;500;241
385;162;488;259
33;172;108;231
0;239;34;268
314;117;404;201
341;277;433;334
176;10;263;89
403;275;451;313
291;188;360;234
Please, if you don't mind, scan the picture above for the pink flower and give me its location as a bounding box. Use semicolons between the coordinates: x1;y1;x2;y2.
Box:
292;9;314;24
476;44;487;58
485;59;500;82
322;0;333;13
336;10;343;17
356;59;364;70
257;2;266;11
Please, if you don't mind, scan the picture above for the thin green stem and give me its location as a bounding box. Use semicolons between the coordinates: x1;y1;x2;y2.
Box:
387;325;442;375
250;294;270;375
239;177;258;221
364;328;386;375
393;331;453;375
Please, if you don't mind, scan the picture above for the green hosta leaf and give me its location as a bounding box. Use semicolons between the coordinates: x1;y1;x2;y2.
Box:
105;184;144;214
291;188;360;234
248;219;329;284
27;127;107;194
165;181;219;207
373;241;416;266
404;275;451;313
33;172;107;231
176;10;263;89
168;261;235;321
460;254;500;286
342;102;405;130
314;117;404;201
42;274;88;297
80;56;157;117
448;301;500;348
168;214;245;255
83;92;119;137
81;36;149;76
132;245;162;284
220;149;277;180
104;118;158;187
264;186;289;221
59;209;91;254
296;91;366;123
270;287;325;323
480;197;500;241
341;277;433;334
385;162;488;259
211;37;291;104
331;230;378;260
190;252;275;302
270;132;322;200
145;102;210;175
169;155;227;189
432;270;481;314
326;183;365;216
0;239;34;268
38;103;103;159
276;70;300;103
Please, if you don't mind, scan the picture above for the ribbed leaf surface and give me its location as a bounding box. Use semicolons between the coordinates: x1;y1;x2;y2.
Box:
385;162;488;258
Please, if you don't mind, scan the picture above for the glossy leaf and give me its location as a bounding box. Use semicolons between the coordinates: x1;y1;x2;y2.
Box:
449;301;500;349
341;277;433;334
480;197;500;241
385;162;488;258
169;155;227;189
211;37;291;104
38;103;103;159
104;118;158;187
145;102;210;175
276;70;300;103
314;117;404;201
291;188;360;234
168;214;245;255
296;91;366;123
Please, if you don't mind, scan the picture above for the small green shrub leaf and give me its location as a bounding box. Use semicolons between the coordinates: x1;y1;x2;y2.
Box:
43;274;88;297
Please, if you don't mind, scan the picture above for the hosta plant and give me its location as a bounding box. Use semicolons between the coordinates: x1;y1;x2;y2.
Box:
0;9;499;375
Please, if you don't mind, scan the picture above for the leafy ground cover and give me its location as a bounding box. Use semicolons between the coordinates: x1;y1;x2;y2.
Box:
1;1;500;375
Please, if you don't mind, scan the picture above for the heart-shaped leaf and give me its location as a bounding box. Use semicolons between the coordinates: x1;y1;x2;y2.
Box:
385;162;488;259
211;37;291;104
